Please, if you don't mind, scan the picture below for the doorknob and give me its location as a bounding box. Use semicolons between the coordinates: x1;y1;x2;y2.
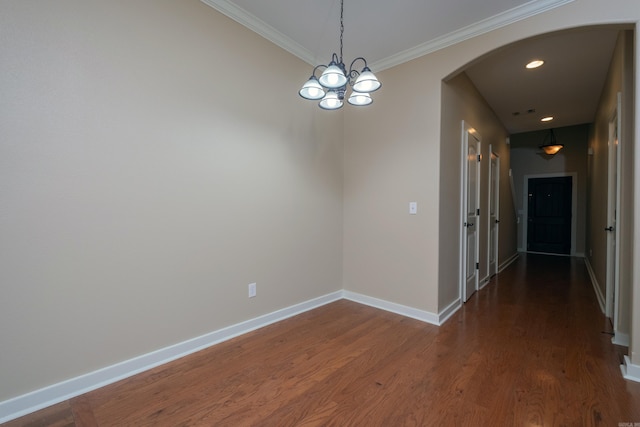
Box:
495;219;500;224
604;226;614;232
465;222;474;228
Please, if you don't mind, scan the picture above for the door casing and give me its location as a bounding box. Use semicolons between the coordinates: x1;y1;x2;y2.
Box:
460;121;481;303
522;172;577;256
488;149;500;277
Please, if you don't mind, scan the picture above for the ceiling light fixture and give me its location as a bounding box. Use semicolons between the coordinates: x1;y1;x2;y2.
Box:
298;0;381;110
540;128;564;155
526;59;545;69
541;116;554;122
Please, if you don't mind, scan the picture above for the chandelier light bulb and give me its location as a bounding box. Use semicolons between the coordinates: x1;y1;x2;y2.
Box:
299;76;325;100
348;91;372;106
352;68;381;93
319;63;348;89
319;91;343;110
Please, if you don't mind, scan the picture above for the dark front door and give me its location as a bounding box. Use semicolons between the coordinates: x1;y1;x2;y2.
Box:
527;176;572;254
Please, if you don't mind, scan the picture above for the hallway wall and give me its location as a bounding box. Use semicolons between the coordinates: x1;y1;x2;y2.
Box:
438;73;515;307
587;30;635;341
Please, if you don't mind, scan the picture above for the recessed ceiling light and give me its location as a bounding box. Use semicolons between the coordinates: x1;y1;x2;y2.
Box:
541;116;554;122
526;60;545;69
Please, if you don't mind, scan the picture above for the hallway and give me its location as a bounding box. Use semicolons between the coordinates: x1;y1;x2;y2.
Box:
4;254;640;426
451;253;640;424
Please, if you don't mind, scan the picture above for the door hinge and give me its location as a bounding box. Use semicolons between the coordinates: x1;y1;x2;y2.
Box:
476;208;480;216
477;154;481;162
476;262;480;270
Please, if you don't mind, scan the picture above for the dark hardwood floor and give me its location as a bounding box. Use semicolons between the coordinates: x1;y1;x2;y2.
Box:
4;253;640;426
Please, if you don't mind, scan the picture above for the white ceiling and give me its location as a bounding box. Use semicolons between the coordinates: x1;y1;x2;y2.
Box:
201;0;626;134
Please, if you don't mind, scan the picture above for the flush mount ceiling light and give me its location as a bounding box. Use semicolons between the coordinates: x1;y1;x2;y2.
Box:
298;0;381;110
526;59;545;69
540;128;564;155
541;116;554;122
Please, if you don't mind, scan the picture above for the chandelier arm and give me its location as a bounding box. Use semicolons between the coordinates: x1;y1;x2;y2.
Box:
348;57;368;73
347;69;359;85
311;64;328;78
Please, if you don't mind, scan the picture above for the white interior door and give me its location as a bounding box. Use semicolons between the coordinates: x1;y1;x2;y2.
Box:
461;123;480;302
489;151;500;277
606;93;622;340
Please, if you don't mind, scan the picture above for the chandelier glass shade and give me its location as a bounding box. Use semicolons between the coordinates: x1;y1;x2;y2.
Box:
299;0;381;110
539;128;564;155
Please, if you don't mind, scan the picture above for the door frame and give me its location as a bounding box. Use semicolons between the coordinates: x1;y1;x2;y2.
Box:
487;148;500;278
460;121;481;302
522;172;577;256
606;92;622;341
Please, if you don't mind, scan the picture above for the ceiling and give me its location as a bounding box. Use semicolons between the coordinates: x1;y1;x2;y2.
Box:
201;0;625;134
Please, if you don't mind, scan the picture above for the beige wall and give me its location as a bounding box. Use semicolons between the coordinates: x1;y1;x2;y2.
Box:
511;124;589;255
586;30;635;339
0;0;343;401
438;73;515;308
342;64;440;312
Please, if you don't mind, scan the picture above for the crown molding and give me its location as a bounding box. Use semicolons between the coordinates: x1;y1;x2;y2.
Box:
200;0;316;65
201;0;574;71
370;0;575;71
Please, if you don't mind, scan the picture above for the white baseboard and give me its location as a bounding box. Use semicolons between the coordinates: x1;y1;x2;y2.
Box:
584;257;606;314
612;331;630;347
342;290;439;325
437;298;461;324
498;252;519;273
0;291;343;424
621;356;640;383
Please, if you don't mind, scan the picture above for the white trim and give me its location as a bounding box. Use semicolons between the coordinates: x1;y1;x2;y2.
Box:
199;0;316;65
488;149;500;278
372;0;574;70
612;332;630;347
621;356;640;383
460;122;481;303
584;257;606;314
522;172;578;256
438;299;462;325
0;291;343;424
199;0;574;71
479;275;491;290
342;291;439;325
498;252;519;273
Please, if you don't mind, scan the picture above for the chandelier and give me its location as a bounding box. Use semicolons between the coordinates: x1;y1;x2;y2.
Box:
298;0;381;110
539;128;564;155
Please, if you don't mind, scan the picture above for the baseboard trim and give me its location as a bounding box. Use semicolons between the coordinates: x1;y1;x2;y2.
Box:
342;291;439;326
584;257;606;314
437;298;461;325
0;291;343;424
498;252;519;273
621;356;640;383
612;331;630;347
478;276;490;290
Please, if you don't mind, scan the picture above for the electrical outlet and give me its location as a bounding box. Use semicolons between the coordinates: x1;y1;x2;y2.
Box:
248;282;257;298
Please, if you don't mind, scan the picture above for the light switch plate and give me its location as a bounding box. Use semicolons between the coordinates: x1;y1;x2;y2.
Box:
409;202;417;215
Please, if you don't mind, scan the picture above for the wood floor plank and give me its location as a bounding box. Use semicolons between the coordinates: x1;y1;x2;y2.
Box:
3;254;640;426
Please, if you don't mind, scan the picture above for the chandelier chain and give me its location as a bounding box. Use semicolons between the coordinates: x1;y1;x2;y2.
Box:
339;0;344;63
